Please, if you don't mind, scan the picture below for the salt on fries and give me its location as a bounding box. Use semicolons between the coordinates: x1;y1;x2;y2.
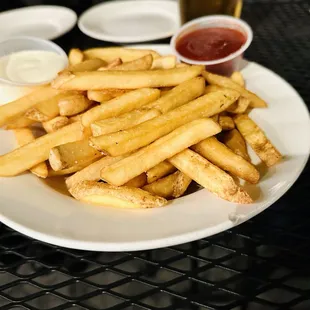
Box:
0;47;283;208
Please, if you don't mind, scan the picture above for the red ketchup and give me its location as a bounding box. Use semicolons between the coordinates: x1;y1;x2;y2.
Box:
176;27;246;76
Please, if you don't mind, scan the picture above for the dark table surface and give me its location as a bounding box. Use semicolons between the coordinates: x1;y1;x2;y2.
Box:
0;0;310;309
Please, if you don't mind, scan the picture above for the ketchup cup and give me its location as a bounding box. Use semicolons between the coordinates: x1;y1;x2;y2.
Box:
170;15;253;76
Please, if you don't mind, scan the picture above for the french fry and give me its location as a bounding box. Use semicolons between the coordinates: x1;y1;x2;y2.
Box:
231;71;245;87
192;137;260;184
228;71;250;114
87;89;130;103
0;122;86;176
104;58;123;69
25;92;78;122
211;114;219;123
227;96;250;114
91;108;161;136
48;157;100;177
82;88;160;127
68;58;106;72
13;128;48;178
42;116;69;133
49;139;102;171
234;114;282;167
173;172;192;198
220;129;250;161
147;77;205;113
5;116;36;129
100;118;221;186
169;149;253;203
124;173;147;188
143;172;179;198
176;63;189;68
99;54;153;71
58;94;93;116
146;161;176;184
66;155;125;189
51;66;204;90
69;180;167;209
0;86;60;127
203;70;267;108
90;89;238;156
151;55;177;69
219;115;235;130
143;171;191;199
68;48;84;66
84;47;160;62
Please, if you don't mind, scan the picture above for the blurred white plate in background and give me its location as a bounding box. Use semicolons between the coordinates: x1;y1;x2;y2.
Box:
0;5;77;40
78;0;180;43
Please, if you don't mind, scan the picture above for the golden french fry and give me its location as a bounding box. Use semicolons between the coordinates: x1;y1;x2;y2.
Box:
42;116;69;133
49;139;102;171
5;116;36;129
173;172;192;198
169;149;253;204
176;63;189;68
68;48;84;66
99;54;153;71
234;114;282;167
0;86;60;127
48;157;99;177
82;88;160;127
69;180;167;209
220;129;250;161
204;84;223;94
51;66;204;90
227;71;250;114
66;155;125;189
104;58;123;69
69;58;106;72
100;118;221;186
219;115;235;130
203;71;267;108
227;96;250;114
146;161;176;184
87;90;113;102
143;172;179;198
124;173;147;188
25;92;78;122
58;94;92;116
143;171;191;199
84;47;160;62
0;122;86;176
192;137;259;184
211;114;219;123
231;71;245;87
147;77;205;113
87;89;130;103
13;128;48;178
90;89;238;156
151;55;177;69
91;108;161;137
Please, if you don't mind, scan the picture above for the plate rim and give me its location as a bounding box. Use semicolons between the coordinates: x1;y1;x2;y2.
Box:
0;5;77;40
0;45;309;252
78;0;180;43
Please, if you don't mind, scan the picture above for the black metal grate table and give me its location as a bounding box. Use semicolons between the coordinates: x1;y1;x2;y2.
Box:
1;1;310;309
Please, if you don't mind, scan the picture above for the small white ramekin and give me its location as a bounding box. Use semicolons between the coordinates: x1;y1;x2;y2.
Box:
0;36;68;86
170;15;253;76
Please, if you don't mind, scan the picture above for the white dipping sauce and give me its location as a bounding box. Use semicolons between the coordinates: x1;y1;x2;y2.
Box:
0;50;66;84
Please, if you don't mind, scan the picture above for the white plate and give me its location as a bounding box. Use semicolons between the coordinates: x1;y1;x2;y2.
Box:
0;44;309;252
78;1;180;43
0;5;77;40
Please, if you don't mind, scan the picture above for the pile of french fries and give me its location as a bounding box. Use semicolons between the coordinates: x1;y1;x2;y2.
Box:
0;47;282;209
